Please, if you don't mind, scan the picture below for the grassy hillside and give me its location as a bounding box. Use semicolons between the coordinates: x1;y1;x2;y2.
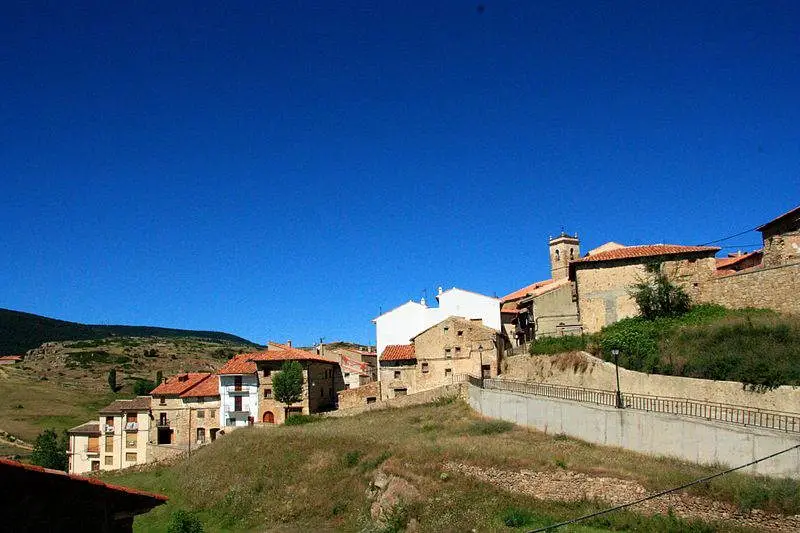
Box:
0;335;255;445
106;400;799;532
0;308;258;356
530;305;800;389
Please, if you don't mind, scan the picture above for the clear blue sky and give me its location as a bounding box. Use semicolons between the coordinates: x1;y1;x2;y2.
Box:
2;1;798;346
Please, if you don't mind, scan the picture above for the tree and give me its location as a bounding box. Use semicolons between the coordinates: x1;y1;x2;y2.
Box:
272;360;304;421
167;510;204;533
156;370;163;385
629;262;691;320
107;368;119;392
133;379;156;396
30;428;68;471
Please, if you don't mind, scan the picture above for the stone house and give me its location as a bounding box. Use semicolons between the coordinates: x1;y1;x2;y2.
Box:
218;353;260;428
569;244;720;333
250;342;344;424
68;397;152;474
150;372;220;447
373;287;501;371
757;205;800;268
317;344;377;386
378;316;504;400
501;233;582;343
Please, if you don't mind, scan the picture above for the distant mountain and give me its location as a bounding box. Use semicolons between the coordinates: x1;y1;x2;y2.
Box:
0;308;258;356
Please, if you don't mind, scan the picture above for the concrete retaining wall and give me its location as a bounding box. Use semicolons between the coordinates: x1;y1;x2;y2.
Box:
467;385;800;478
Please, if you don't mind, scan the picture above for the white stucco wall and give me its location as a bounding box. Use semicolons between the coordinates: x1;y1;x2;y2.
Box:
219;374;259;427
374;289;501;362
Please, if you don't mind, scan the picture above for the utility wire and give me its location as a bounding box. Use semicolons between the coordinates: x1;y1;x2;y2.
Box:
527;443;800;533
697;227;759;246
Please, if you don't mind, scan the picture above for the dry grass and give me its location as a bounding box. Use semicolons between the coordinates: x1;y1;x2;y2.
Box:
105;400;786;532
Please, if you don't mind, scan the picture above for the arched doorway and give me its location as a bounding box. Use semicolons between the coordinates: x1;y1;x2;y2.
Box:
262;411;275;424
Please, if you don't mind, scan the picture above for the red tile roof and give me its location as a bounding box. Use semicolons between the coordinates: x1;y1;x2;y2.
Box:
501;303;520;314
0;355;22;361
380;344;416;362
218;353;258;375
0;458;168;502
572;244;720;264
250;342;336;364
501;279;556;302
98;397;151;414
150;373;213;396
179;375;220;398
756;205;800;231
715;250;762;270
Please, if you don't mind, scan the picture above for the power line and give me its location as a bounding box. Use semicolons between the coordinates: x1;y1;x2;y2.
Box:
697;227;759;246
526;443;800;533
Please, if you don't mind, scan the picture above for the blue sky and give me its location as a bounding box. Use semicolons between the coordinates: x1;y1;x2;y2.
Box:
1;1;798;345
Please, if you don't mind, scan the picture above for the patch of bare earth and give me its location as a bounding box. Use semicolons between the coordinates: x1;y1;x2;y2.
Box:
446;462;800;532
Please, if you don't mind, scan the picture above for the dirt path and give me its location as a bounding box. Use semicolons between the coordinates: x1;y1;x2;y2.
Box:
0;429;33;451
446;462;800;532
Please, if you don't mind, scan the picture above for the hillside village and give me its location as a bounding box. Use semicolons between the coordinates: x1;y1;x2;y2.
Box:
63;204;800;476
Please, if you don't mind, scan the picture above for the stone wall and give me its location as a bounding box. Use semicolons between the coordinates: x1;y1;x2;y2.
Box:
697;261;800;315
329;383;466;418
530;283;580;337
575;257;716;333
337;382;380;410
504;352;800;413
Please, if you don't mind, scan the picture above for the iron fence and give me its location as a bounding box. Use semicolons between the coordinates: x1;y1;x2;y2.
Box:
476;377;800;434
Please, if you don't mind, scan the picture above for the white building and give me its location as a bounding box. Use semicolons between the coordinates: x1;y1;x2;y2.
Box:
373;287;501;370
217;353;260;428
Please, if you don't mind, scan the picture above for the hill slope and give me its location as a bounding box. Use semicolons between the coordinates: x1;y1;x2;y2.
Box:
0;308;257;356
107;401;800;533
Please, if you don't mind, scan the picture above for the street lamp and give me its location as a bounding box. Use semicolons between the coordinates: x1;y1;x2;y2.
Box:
612;349;623;409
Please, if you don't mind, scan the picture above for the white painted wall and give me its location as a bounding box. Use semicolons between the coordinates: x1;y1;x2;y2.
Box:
218;374;259;428
373;289;501;369
437;288;501;331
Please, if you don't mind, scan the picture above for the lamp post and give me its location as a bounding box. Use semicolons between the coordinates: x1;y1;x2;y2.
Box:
612;349;623;409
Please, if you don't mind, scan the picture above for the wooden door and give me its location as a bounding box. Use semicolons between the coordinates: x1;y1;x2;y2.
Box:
262;411;274;424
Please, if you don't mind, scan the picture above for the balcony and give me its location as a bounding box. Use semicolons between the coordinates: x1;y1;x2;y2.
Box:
156;418;171;428
226;386;249;395
124;422;139;432
103;425;115;434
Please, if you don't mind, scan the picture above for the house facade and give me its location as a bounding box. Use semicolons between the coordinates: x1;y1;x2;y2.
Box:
218;353;260;428
251;343;344;424
67;421;100;474
150;373;221;447
317;344;377;386
379;316;504;400
373;287;501;371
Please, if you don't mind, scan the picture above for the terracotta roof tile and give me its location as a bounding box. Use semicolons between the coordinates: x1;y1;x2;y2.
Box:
380;344;416;362
249;344;336;365
501;279;555;302
715;250;763;270
756;205;800;231
0;355;22;361
0;458;168;502
179;375;220;398
150;373;212;396
218;353;258;375
98;397;151;414
572;244;720;264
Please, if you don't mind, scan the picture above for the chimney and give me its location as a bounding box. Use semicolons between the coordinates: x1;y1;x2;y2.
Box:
420;297;426;306
437;286;443;295
286;340;292;348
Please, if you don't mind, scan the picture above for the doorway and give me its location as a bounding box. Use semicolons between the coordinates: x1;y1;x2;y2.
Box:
262;411;275;424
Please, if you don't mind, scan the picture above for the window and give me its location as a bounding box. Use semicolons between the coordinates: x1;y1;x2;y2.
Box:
366;397;377;404
445;368;452;377
234;376;243;391
443;326;449;332
455;347;461;356
104;456;113;466
344;372;350;377
457;330;463;337
555;249;560;261
344;384;350;390
196;428;205;444
91;461;100;472
264;388;272;399
87;436;99;453
421;362;429;373
570;248;574;260
159;397;166;405
262;369;271;378
393;370;401;379
105;435;114;453
209;409;216;419
394;388;407;396
125;452;137;462
126;413;136;424
196;409;205;419
234;395;242;412
444;348;451;358
126;433;137;448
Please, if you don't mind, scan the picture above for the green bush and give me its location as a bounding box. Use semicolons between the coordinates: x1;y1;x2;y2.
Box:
529;335;590;355
501;507;534;528
466;419;514;435
344;450;361;467
167;510;204;533
29;428;68;471
284;414;321;426
133;379;156;395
